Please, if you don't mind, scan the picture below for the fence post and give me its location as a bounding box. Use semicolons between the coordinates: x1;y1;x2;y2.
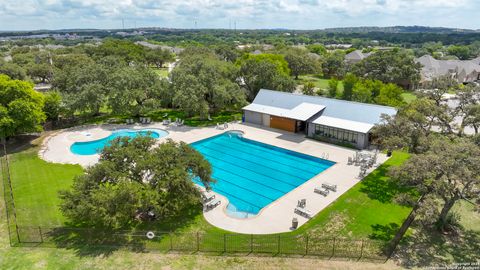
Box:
38;227;43;243
359;239;364;260
223;234;226;253
305;235;309;255
332;237;336;257
196;232;200;252
250;234;253;253
277;235;281;254
169;232;173;251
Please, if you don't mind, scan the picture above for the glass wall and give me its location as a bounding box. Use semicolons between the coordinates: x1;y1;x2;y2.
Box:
313;124;359;144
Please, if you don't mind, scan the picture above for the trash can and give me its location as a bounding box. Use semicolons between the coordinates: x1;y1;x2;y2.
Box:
292;217;298;229
387;150;392;157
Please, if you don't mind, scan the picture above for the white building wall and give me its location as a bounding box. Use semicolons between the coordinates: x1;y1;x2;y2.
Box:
244;110;263;125
262;114;270;127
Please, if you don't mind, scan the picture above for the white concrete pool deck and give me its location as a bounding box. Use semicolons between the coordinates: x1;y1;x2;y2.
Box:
40;122;388;234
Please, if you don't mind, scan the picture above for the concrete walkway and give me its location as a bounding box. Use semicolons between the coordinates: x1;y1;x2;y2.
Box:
41;122;388;234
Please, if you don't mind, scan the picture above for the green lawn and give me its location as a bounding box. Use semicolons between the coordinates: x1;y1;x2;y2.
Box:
401;92;417;104
8;139;83;226
152;67;169;78
290;151;412;239
298;75;344;95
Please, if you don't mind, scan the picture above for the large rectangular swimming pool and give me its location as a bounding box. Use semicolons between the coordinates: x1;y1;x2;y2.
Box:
191;132;335;217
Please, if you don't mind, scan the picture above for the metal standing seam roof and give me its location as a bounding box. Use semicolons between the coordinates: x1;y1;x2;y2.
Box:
312;116;374;133
243;89;397;132
242;102;325;121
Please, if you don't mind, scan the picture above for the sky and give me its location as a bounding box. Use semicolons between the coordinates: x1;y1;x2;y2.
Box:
0;0;479;31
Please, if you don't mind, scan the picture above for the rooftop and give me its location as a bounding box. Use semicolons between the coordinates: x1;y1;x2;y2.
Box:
243;89;397;132
416;55;480;81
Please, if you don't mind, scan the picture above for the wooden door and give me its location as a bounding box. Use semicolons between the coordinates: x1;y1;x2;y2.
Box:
270;116;296;132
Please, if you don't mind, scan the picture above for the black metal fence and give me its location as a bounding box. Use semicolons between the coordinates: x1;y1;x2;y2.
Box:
0;142;391;261
1;143;20;246
13;226;389;260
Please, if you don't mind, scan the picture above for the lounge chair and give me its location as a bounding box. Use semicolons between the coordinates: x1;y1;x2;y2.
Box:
205;199;221;210
294;207;312;218
177;119;184;126
201;191;215;202
146;117;151;124
347;157;353;165
216;123;224;130
297;199;306;208
223;122;229;129
314;187;329;196
322;183;337;192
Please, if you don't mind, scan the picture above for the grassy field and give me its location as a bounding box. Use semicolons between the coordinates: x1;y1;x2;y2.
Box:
151;67;169;78
298;75;344;95
9;145;82;226
291;152;412;239
400;93;417;104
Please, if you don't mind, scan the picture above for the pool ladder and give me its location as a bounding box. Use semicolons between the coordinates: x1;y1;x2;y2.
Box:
321;152;329;159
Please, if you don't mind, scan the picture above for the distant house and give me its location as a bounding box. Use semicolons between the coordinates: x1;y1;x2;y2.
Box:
344;50;372;64
416;55;480;84
242;89;397;149
325;44;353;49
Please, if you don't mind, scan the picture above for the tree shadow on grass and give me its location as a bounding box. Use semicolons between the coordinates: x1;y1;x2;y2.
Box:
393;224;480;268
45;207;205;257
47;227;146;257
0;135;40;156
359;163;413;204
369;223;400;241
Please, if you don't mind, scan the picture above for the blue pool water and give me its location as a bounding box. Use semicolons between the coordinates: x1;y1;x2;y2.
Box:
70;129;168;155
191;132;335;217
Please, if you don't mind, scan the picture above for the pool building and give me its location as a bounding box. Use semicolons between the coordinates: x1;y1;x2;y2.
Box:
243;89;397;149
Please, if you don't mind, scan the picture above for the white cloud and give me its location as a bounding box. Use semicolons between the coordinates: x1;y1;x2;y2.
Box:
0;0;476;30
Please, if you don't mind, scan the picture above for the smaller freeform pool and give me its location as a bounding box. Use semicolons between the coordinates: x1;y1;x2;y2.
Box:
70;129;168;155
